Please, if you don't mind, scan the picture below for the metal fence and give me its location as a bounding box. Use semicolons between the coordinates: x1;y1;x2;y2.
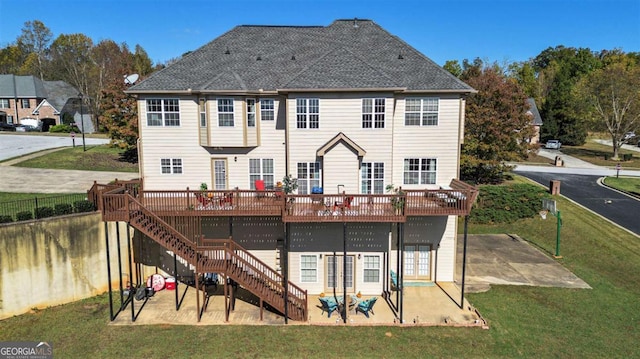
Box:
0;193;96;223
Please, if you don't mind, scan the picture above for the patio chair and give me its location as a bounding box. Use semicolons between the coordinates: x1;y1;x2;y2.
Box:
355;296;377;318
255;180;266;198
318;297;338;318
390;270;399;290
333;196;354;212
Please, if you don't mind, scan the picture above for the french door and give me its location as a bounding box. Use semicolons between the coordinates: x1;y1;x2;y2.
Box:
325;255;355;293
212;159;227;190
403;245;431;280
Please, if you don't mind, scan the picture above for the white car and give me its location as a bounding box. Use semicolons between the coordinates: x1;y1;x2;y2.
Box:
545;140;561;149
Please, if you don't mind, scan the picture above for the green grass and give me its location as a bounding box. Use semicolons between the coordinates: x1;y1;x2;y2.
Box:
560;141;640;169
14;145;138;172
602;176;640;196
1;177;638;357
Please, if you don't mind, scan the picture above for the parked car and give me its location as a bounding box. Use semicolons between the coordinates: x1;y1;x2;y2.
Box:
545;140;561;149
0;123;17;132
623;132;636;141
15;124;39;132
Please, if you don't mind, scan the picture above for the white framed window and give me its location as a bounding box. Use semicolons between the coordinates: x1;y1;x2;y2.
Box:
260;99;274;121
296;98;319;129
246;99;256;127
199;98;207;127
363;255;380;282
161;158;182;174
146;99;180;126
217;98;234;127
404;158;437;185
405;98;439;126
0;99;10;108
297;162;321;194
362;98;385;128
249;158;274;189
300;255;318;283
361;162;384;194
21;99;30;108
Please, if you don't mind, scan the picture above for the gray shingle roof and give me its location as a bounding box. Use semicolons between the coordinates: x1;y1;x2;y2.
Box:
0;75;47;98
128;19;474;93
527;98;543;126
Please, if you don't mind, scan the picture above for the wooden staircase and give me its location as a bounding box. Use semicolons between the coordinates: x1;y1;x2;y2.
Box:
101;190;308;322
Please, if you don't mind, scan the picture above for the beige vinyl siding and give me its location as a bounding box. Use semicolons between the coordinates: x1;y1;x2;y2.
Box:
209;97;245;147
138;96;214;190
435;216;457;281
392;95;462;189
289;253;325;294
287;93;394;194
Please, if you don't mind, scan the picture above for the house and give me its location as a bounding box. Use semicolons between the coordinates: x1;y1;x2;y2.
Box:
0;75;89;132
98;19;477;324
526;98;543;144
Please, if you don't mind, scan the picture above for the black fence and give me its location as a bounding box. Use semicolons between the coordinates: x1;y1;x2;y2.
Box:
0;194;96;224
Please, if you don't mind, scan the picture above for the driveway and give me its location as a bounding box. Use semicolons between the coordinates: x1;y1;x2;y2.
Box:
0;133;110;161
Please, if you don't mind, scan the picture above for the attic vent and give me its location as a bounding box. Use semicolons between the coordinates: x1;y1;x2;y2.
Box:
224;48;230;55
256;55;262;61
398;53;404;60
353;18;359;28
291;55;296;60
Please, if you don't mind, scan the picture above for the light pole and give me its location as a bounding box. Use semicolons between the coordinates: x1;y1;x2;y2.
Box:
78;93;86;151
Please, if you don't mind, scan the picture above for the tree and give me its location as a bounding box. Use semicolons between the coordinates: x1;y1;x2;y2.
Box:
461;68;535;184
99;79;139;161
17;20;52;80
575;60;640;160
443;60;462;77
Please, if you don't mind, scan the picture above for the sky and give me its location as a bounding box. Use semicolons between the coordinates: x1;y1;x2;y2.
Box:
0;0;638;67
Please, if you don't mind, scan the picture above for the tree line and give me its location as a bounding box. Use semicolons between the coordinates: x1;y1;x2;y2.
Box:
2;20;639;183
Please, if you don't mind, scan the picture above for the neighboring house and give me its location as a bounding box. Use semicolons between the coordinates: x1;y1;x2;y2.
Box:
526;98;543;144
107;19;477;323
0;75;89;132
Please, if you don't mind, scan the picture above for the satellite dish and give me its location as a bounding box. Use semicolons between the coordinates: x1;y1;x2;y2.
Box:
124;74;139;85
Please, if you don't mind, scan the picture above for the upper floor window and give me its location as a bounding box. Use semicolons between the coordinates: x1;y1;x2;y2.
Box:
405;98;439;126
249;158;274;189
404;158;437;185
297;162;321;194
0;99;10;109
362;98;385;128
161;158;183;174
21;99;30;108
147;99;180;126
218;98;234;127
260;99;274;121
199;99;207;127
361;162;384;194
296;98;319;129
246;99;256;127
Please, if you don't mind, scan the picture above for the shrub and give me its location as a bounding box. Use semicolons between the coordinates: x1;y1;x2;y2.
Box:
0;215;14;223
35;206;54;219
604;154;610;160
49;124;80;133
622;153;633;161
54;203;74;216
74;200;95;213
16;211;33;221
471;183;550;224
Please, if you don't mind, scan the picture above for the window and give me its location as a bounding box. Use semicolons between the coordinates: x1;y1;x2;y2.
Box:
297;162;321;194
146;99;180;126
260;99;274;121
21;99;30;108
249;159;274;189
300;255;317;282
161;158;183;174
361;162;384;194
405;98;439;126
296;98;319;129
199;99;207;127
218;98;234;126
404;158;437;185
363;255;380;282
0;99;9;109
246;99;256;127
362;98;385;128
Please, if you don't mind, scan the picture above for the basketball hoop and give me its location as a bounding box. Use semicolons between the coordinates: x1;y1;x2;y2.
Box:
539;209;549;220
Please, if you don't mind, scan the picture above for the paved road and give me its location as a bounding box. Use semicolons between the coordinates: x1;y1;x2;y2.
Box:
0;133;110;161
516;171;640;235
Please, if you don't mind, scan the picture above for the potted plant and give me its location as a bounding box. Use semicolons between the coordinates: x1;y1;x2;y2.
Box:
386;184;405;215
282;174;298;214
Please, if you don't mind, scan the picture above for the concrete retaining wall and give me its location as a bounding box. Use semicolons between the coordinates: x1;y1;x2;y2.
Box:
0;213;132;320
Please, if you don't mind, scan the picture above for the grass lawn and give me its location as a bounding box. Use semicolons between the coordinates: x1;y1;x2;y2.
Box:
14;145;138;172
560;141;640;169
602;176;640;196
1;176;638;357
